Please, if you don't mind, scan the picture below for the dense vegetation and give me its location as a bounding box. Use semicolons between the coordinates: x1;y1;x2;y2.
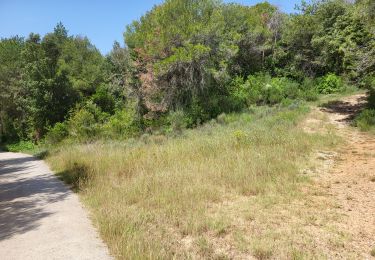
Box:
2;0;374;258
1;0;374;146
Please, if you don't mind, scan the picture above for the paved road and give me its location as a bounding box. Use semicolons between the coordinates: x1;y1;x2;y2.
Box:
0;152;112;260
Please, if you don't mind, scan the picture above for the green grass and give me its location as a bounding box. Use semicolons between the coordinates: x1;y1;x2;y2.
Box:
355;109;375;133
47;104;338;259
4;140;36;152
314;87;363;107
1;140;49;158
354;89;375;133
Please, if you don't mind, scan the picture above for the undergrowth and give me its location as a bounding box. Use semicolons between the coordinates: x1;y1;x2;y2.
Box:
47;104;339;259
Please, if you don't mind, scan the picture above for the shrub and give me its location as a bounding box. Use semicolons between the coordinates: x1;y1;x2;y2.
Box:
230;74;320;109
247;73;271;105
92;86;116;114
5;140;35;152
229;76;247;107
355;109;375;131
265;83;284;104
367;88;375;109
187;97;210;126
359;75;375;89
281;78;301;100
317;73;342;94
68;102;108;141
299;78;319;101
231;74;320;106
45;122;68;144
167;109;189;132
103;108;140;139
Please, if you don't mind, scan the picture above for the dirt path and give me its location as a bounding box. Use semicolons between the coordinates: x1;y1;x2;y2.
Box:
0;152;112;259
304;93;375;258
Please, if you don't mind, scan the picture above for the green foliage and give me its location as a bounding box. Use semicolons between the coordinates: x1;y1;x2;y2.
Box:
368;88;375;109
0;23;106;143
92;86;116;114
300;78;319;101
317;73;343;94
125;0;279;118
102;107;140;139
1;0;374;144
277;0;374;81
354;86;375;132
45;122;69;144
5;141;35;152
167;110;189;132
230;73;319;107
68;102;108;141
0;37;26;142
355;109;375;131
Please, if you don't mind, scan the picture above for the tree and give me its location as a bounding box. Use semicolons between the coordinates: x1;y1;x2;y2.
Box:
0;37;25;142
125;0;281;121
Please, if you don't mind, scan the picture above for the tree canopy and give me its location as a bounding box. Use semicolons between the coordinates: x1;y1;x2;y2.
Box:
0;0;374;143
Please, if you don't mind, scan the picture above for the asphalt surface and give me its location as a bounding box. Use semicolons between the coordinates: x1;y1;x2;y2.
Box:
0;152;112;260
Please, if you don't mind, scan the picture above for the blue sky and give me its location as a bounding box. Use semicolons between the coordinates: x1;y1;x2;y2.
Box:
0;0;300;55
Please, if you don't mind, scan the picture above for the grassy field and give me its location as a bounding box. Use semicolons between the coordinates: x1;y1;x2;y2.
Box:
47;104;340;259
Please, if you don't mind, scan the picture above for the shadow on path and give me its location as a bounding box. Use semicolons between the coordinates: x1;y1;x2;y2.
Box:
319;95;367;124
0;153;69;241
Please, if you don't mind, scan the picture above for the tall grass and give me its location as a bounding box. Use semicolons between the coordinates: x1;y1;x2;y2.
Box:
47;105;337;259
355;89;375;133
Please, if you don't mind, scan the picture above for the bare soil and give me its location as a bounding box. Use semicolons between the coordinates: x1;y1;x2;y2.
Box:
303;93;375;258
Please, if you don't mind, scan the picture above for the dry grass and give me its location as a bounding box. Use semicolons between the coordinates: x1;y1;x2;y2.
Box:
47;105;339;259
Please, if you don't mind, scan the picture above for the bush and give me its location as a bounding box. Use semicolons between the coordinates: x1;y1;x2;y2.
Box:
229;76;247;107
103;108;140;139
246;73;271;105
266;83;284;104
367;88;375;109
282;78;301;100
359;75;375;89
317;73;342;94
68;102;108;141
230;74;317;107
5;140;35;152
45;122;68;144
91;86;116;114
355;109;375;131
230;73;271;106
167;109;189;132
187;97;210;126
299;78;319;101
